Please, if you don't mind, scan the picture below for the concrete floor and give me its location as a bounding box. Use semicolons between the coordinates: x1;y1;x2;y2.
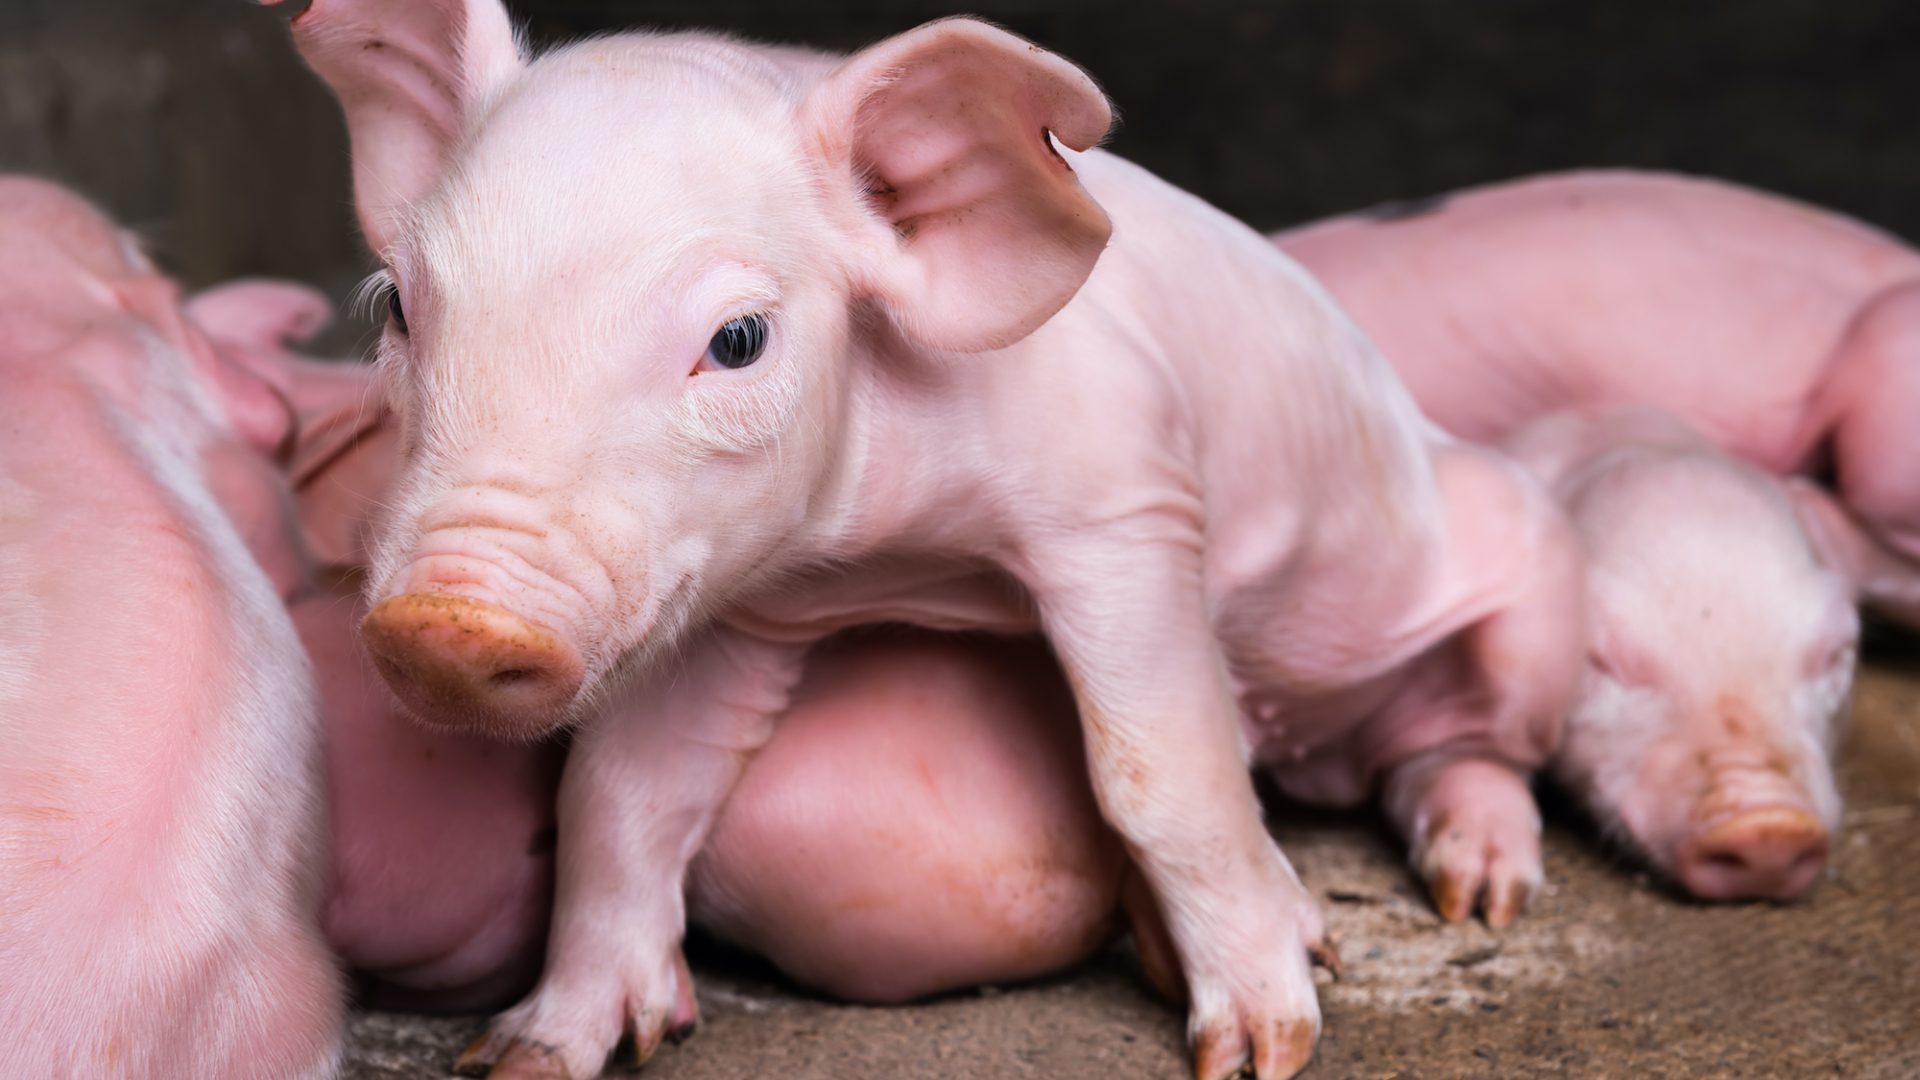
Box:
344;646;1920;1080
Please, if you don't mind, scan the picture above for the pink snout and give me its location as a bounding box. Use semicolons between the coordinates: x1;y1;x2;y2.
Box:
1674;807;1829;901
360;593;583;739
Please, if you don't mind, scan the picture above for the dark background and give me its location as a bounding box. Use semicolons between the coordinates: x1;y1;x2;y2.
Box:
4;0;1917;316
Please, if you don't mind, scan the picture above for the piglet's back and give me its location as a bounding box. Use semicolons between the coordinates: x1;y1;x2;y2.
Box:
0;179;342;1080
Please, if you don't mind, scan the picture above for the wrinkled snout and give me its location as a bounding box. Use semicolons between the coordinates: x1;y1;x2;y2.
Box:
1674;806;1828;902
360;593;583;739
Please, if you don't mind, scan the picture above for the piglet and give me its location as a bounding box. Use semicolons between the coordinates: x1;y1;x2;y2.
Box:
1504;406;1856;900
224;326;1116;1010
1277;170;1920;625
280;6;1583;1078
0;180;343;1079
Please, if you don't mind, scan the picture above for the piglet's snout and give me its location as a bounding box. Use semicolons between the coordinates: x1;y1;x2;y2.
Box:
1676;805;1828;902
361;592;584;740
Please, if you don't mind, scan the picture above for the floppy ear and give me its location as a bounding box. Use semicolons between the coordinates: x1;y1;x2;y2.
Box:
260;355;394;571
1785;479;1870;591
288;385;397;572
185;279;334;355
268;0;523;255
184;281;394;566
804;18;1114;353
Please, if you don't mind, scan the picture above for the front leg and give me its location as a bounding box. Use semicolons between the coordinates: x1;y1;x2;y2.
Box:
457;628;806;1080
1023;533;1330;1080
1375;443;1582;929
1382;752;1543;929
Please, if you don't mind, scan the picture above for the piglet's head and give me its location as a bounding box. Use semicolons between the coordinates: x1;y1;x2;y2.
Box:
278;0;1113;738
1549;452;1855;902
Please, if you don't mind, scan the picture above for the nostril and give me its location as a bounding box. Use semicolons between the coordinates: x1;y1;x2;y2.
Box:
1679;807;1830;900
489;668;538;687
1703;850;1749;874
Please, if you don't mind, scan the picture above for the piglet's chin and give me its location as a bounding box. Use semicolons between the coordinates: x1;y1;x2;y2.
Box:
360;592;585;741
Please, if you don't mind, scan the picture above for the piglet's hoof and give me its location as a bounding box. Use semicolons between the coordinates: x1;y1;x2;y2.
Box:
1417;813;1542;930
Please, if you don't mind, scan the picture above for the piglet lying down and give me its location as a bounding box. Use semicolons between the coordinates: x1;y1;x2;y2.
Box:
1277;170;1920;625
279;4;1583;1078
0;180;342;1079
1502;406;1855;901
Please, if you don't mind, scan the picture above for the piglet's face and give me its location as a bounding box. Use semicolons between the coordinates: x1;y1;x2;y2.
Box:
361;65;860;731
1552;459;1855;902
282;2;1113;737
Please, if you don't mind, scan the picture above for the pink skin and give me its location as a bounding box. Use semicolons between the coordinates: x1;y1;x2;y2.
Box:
0;180;342;1079
1502;407;1854;901
1274;172;1908;900
182;282;569;1013
279;6;1583;1079
207;297;1115;1012
1276;170;1920;624
690;632;1127;1005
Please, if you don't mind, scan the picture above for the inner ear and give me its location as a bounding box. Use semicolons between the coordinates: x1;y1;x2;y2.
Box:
810;18;1115;353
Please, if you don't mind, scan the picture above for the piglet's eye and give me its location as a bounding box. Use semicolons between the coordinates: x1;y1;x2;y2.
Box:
386;287;408;335
704;313;768;370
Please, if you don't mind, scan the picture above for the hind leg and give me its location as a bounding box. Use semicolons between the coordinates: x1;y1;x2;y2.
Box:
1376;445;1584;928
1819;282;1920;625
689;632;1126;1004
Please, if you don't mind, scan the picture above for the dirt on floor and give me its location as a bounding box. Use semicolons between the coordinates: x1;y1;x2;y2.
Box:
344;643;1920;1080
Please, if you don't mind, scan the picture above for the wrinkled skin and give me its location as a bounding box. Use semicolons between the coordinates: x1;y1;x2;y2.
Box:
279;7;1583;1079
280;385;1121;1011
1277;170;1920;625
1504;407;1854;900
0;179;342;1080
1275;171;1913;900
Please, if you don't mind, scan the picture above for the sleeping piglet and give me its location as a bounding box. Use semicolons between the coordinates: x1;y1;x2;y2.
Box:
0;180;343;1079
278;5;1585;1078
1504;407;1857;900
1278;170;1920;627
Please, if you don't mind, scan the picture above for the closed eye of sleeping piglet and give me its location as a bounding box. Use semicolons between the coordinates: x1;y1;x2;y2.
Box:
1504;406;1856;902
272;4;1587;1078
0;179;343;1080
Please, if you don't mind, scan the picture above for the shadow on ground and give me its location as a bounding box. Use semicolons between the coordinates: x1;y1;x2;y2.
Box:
342;655;1920;1079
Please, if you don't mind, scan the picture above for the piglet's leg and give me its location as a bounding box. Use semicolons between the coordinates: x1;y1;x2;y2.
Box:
1382;754;1543;929
457;630;806;1080
1025;535;1329;1080
1820;282;1920;626
1381;445;1583;929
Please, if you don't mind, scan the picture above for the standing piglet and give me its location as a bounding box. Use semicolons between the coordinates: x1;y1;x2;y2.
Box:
1504;407;1857;900
1277;170;1920;624
0;181;342;1079
278;5;1583;1078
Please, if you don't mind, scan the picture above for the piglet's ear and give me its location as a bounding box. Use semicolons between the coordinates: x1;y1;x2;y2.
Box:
1785;479;1870;591
806;18;1114;353
270;0;523;256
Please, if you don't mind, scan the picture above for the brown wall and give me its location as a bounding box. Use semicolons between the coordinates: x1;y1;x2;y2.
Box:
4;0;1916;327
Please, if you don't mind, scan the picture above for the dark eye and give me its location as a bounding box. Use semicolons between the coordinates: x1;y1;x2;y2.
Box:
387;287;408;335
704;313;768;370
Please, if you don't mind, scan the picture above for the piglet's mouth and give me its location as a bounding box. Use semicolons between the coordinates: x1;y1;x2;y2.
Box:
360;592;585;741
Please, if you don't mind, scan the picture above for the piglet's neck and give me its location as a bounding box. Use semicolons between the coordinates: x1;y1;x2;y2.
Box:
810;333;1006;559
